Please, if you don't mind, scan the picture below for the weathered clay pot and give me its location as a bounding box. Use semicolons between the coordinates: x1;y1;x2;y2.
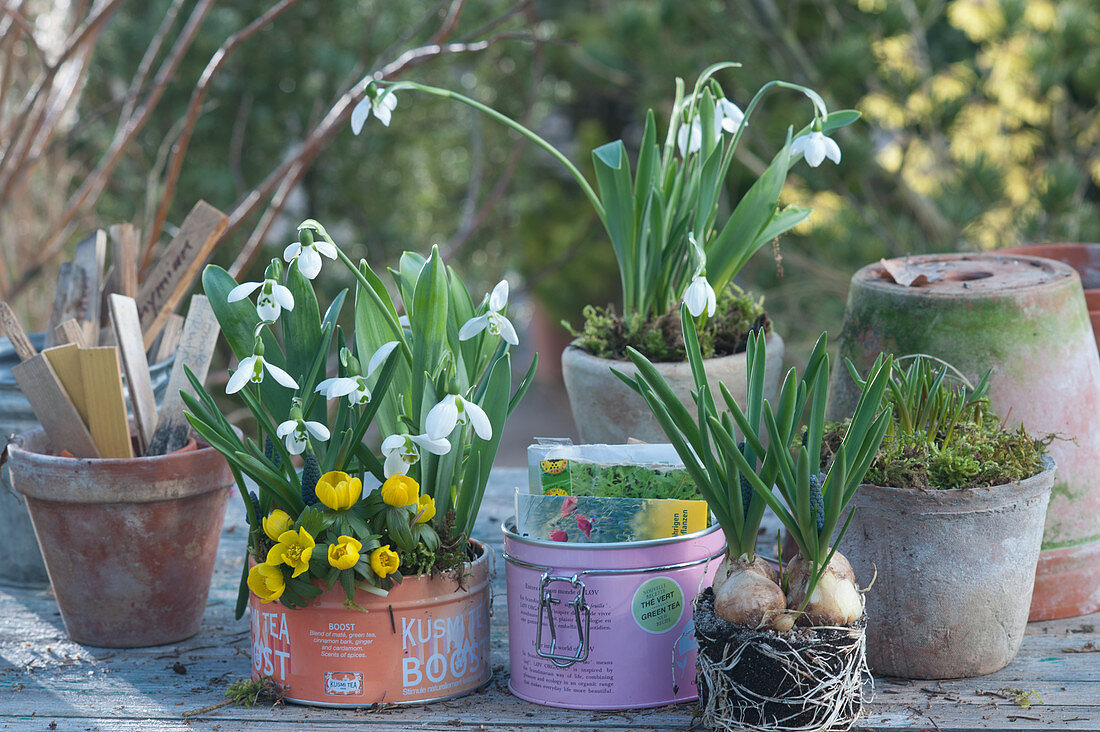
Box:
7;428;232;647
250;541;491;706
1002;243;1100;353
561;332;784;444
838;457;1055;679
830;254;1100;621
0;333;176;588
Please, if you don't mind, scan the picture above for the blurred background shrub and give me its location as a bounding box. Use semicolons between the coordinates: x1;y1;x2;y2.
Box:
3;0;1097;363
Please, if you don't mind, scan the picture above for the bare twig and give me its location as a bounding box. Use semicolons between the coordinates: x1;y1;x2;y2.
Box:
141;0;303;273
5;0;214;299
227;17;538;277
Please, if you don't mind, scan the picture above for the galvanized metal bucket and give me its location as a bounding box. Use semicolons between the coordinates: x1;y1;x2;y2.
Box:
0;333;174;587
503;518;726;709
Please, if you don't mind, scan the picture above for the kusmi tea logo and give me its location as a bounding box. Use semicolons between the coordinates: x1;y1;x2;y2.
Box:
324;671;363;696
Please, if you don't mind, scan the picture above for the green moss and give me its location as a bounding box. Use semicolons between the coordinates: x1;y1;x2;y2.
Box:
825;414;1048;491
565;284;768;362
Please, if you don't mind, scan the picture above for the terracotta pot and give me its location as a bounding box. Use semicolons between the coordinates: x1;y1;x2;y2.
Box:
561;332;784;444
1003;244;1100;353
7;428;232;647
0;333;176;588
830;253;1100;621
249;542;492;706
839;457;1055;679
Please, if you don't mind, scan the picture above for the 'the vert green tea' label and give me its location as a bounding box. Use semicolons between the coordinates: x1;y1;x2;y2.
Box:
631;577;683;634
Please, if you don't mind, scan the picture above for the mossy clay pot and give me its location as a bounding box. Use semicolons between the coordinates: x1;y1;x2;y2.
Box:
1001;243;1100;351
839;457;1055;679
830;253;1100;621
561;332;784;445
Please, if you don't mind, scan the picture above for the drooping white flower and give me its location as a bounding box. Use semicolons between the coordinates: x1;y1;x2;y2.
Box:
227;278;295;322
684;275;717;318
459;279;519;346
791;130;841;168
676;118;702;157
275;417;330;456
366;340;399;376
315;375;370;406
350;90;398;134
380;433;452;478
226;354;299;394
283;237;338;280
715;97;745;134
315;341;399;406
425;394;493;441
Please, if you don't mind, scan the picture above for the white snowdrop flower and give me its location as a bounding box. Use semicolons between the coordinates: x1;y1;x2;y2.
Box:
425;394;493;441
227;278;295;322
380;433;452;478
683;275;717;318
676;118;702;157
791;130;841;168
315;375;371;406
275;417;330;456
459;280;519;346
226;354;299;394
715;97;745;134
283;237;338;280
366;340;400;376
351;89;398;134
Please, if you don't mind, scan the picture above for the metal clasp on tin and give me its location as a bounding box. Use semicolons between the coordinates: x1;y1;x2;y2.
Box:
535;572;591;668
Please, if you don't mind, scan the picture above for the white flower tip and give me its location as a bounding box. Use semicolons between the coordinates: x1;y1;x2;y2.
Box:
489;280;509;312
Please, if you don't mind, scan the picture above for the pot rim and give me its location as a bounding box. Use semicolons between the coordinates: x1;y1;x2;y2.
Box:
856;454;1056;509
562;330;784;367
7;426;235;503
852;253;1078;300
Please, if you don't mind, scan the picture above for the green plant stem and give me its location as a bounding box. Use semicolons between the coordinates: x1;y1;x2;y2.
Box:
387;80;605;222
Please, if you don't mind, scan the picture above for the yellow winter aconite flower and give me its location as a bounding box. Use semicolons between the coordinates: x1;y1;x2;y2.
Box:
248;563;286;603
315;470;362;510
266;527;315;578
370;545;400;578
415;494;436;524
262;509;293;541
328;535;363;570
381;474;419;507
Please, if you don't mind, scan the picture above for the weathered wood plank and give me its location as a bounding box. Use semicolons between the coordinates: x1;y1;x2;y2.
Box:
136;201;227;350
145;295;219;455
108;294;158;455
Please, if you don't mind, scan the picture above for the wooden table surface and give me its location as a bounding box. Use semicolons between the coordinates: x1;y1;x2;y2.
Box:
1;467;1097;731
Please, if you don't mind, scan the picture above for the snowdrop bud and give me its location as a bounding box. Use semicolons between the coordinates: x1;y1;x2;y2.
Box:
264;258;283;282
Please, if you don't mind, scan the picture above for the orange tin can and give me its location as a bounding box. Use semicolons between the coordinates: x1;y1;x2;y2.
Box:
250;543;492;706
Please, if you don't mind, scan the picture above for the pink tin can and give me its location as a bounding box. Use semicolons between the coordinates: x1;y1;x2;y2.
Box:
503;518;725;709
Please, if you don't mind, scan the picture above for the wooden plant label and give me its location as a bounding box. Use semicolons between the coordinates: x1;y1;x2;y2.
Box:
0;301;37;361
12;353;100;458
146;295;220;456
137;201;228;350
152;313;184;364
54;319;91;348
44;263;82;348
72;230;107;335
41;344;89;425
109;294;158;455
79;347;134;459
